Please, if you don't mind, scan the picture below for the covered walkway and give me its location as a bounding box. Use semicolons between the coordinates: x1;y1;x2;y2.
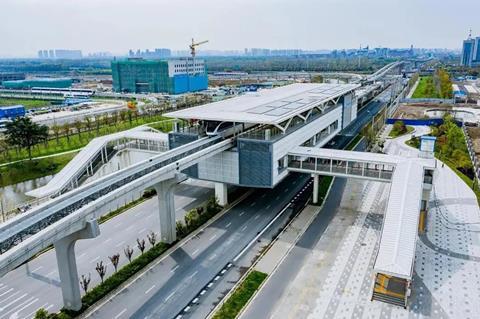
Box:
287;146;435;307
26;126;169;199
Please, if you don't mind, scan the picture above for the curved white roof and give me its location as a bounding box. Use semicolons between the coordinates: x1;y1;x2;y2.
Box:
165;83;359;125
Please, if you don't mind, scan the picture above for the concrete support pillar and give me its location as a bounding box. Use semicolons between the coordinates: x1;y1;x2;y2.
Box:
312;174;319;204
54;220;100;311
154;177;183;244
215;182;228;207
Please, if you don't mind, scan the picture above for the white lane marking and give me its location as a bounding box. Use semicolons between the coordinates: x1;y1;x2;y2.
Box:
192;249;199;256
241;225;248;231
0;293;27;311
145;285;156;294
188;271;198;279
113;223;123;229
266;204;271;209
23;302;48;318
225;222;232;228
31;266;42;273
115;241;126;248
114;308;127;319
1;297;38;319
0;288;14;298
104;238;112;243
261;193;266;198
239;211;245;216
171;265;179;273
208;253;217;261
249;202;256;207
126;225;134;231
138;228;147;234
47;270;57;277
165;291;176;302
78;252;86;259
209;234;217;241
254;214;260;220
89;256;100;264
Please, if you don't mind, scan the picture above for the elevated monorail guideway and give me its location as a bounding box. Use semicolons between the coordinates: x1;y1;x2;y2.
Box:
0;135;226;256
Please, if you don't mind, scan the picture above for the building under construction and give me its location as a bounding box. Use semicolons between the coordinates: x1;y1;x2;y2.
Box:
111;58;208;94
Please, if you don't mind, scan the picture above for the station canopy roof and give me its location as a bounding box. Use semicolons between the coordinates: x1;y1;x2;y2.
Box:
165;83;359;125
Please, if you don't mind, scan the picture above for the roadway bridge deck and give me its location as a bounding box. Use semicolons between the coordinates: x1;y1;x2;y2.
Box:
26;126;169;199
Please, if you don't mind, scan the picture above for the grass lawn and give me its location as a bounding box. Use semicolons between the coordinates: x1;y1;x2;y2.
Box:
412;76;439;99
389;125;414;138
0;114;170;164
0;98;54;110
213;271;268;319
0;152;76;187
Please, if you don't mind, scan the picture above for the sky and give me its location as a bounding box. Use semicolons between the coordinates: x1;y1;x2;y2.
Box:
1;0;478;58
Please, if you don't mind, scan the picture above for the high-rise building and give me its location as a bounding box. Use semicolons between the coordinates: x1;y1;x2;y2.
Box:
461;32;480;67
111;58;208;94
54;49;82;59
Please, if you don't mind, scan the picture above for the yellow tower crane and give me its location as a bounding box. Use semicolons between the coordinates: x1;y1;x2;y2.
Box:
189;38;209;58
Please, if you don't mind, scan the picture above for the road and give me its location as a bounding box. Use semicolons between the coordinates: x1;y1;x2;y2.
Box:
0;179;214;319
83;173;309;319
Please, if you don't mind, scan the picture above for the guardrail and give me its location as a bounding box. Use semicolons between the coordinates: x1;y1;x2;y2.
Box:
462;126;480;187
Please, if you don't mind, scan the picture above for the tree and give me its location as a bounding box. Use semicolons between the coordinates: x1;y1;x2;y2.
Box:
109;254;120;272
392;120;407;135
147;231;157;247
5;117;48;160
52;124;61;145
73;120;83;141
80;273;91;293
361;125;376;149
62;123;71;143
137;238;146;254
34;309;49;319
311;74;323;83
124;245;134;263
95;261;107;283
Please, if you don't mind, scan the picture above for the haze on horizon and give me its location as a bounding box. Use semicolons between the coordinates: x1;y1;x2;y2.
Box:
1;0;478;58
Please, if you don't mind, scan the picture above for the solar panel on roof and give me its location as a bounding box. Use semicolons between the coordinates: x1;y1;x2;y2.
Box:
247;106;274;114
265;108;292;116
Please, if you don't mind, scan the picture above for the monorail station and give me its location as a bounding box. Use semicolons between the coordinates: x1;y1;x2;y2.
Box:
166;83;359;191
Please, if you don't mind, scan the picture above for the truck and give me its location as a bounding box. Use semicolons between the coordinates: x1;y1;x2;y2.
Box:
0;105;26;119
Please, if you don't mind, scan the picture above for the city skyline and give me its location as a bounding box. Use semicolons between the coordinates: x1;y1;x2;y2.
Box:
1;0;478;58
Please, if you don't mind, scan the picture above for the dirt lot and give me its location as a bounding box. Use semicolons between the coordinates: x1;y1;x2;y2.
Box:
393;103;453;119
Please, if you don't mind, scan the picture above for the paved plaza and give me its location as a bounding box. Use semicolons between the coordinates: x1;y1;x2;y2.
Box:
247;126;480;318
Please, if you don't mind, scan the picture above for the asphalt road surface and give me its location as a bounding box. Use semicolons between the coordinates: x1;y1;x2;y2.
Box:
84;173;309;319
0;179;214;319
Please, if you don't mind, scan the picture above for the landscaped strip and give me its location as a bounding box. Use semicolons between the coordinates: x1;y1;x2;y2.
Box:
35;197;223;319
212;270;268;319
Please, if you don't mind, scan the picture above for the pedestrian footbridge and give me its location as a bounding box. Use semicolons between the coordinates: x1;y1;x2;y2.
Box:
26;126;169;199
287;146;435;308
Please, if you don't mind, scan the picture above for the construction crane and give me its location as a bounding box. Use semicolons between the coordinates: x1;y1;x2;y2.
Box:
189;38;209;58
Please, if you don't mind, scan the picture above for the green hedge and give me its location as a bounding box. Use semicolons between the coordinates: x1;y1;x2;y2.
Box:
213;271;267;319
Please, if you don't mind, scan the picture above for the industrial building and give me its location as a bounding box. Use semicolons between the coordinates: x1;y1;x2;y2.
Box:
2;78;73;89
0;105;25;119
461;33;480;67
111;58;208;94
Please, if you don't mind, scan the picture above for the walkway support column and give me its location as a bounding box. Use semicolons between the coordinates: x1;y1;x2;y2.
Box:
54;220;100;311
312;174;319;204
215;182;228;207
154;175;186;244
